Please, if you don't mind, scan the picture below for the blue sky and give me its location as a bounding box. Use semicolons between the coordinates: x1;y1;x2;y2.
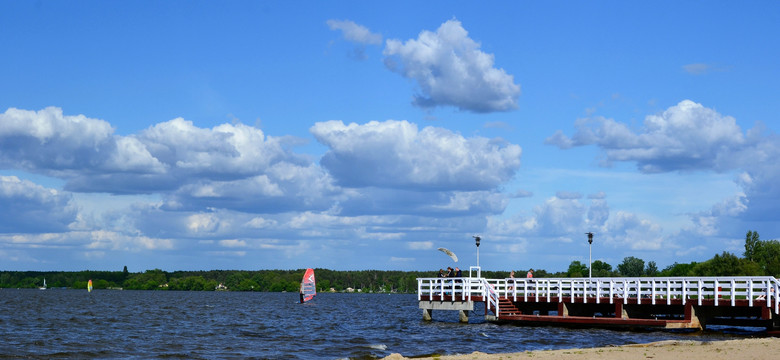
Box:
1;1;779;273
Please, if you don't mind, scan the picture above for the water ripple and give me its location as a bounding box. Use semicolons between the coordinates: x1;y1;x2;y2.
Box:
0;289;760;359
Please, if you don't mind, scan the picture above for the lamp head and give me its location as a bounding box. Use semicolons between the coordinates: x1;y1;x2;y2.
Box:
473;235;481;247
586;232;593;244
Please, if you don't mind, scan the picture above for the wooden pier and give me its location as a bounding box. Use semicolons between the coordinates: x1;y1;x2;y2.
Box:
418;272;780;330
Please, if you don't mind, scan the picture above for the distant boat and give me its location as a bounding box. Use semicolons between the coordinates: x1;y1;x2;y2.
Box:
39;278;47;290
88;279;93;293
299;268;316;303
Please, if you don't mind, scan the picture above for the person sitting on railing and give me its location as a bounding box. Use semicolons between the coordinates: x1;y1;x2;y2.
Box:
757;286;774;300
508;270;515;291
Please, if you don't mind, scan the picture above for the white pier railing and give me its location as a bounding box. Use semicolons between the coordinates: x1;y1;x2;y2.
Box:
418;276;780;315
416;276;500;316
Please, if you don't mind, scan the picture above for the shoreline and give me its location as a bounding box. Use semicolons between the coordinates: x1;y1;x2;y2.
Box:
382;337;780;360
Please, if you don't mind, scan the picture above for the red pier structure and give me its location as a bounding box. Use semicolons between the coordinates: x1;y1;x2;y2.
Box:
418;269;780;331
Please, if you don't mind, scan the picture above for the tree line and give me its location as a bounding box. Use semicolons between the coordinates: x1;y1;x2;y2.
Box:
2;231;778;292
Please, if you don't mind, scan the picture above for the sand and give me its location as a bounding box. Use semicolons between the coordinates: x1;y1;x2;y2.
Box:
382;337;780;360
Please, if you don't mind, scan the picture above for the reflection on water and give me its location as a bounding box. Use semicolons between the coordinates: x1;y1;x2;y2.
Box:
0;289;760;359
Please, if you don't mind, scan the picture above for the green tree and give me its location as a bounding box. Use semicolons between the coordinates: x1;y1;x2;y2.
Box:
617;256;645;277
744;230;760;262
692;251;761;276
567;261;588;277
645;261;659;276
591;260;614;277
751;238;780;277
660;262;697;276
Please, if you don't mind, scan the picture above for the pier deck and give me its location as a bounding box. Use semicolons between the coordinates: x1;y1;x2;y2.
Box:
418;274;780;330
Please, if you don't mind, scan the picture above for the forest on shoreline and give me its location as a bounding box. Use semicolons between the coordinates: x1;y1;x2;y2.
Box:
2;231;778;292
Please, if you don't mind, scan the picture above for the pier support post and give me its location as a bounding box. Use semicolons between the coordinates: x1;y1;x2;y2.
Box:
558;302;568;317
685;303;702;329
422;308;432;321
458;310;469;323
615;301;628;319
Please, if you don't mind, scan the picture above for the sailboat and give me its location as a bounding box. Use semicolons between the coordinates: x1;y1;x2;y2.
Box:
39;278;47;290
88;279;93;292
299;268;316;303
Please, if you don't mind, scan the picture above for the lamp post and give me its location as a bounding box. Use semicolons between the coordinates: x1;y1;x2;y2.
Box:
473;236;481;268
586;232;594;279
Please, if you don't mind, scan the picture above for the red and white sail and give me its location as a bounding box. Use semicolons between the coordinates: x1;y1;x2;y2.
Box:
300;268;316;303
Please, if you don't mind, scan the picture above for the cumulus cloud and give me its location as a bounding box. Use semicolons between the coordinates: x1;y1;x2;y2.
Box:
532;196;587;236
548;99;780;230
587;198;609;228
166;163;341;214
86;230;174;251
327;19;382;45
604;211;664;250
485;193;668;262
0;107;336;214
383;19;520;113
0;107;165;177
0;176;77;233
546;100;745;173
311;119;522;191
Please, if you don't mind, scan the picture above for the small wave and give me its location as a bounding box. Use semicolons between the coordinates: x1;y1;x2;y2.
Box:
367;344;387;351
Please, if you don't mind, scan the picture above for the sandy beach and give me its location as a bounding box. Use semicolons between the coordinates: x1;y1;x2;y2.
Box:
383;337;780;360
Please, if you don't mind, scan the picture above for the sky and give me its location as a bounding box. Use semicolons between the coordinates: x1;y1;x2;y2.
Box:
1;1;779;273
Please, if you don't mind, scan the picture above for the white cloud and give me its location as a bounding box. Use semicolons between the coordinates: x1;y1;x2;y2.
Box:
604;211;664;251
0;107;313;197
244;216;277;229
533;196;586;236
383;19;520;112
546;100;745;173
587;199;609;228
686;193;748;236
407;241;433;250
187;213;222;233
311;119;522;191
548;99;780;234
555;191;582;200
86;230;174;251
219;239;246;248
0;175;76;233
588;191;606;200
0;107;164;177
327;19;382;45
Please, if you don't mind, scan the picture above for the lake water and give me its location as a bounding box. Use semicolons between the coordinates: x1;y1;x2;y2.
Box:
0;289;761;359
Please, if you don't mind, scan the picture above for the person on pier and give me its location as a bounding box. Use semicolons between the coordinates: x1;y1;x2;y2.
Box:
508;270;515;292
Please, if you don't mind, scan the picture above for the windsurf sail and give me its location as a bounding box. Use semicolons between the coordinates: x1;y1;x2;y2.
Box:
88;279;93;292
299;268;316;303
437;247;458;262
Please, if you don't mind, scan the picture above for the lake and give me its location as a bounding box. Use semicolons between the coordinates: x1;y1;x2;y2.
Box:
0;289;759;359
